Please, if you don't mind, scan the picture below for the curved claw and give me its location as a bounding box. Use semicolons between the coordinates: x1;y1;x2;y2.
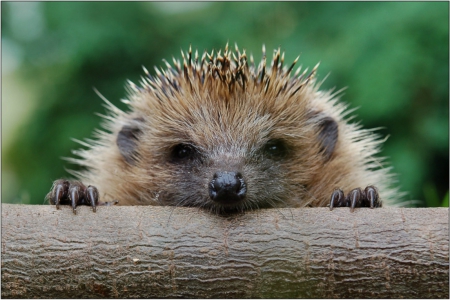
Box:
51;180;70;209
85;185;99;213
54;185;64;209
69;185;82;215
329;189;344;211
349;188;362;212
365;186;380;208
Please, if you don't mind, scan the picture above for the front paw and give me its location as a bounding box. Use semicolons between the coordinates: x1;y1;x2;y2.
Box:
329;186;381;211
45;179;118;214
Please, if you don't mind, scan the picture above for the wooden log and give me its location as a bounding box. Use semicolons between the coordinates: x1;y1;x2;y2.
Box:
1;204;448;298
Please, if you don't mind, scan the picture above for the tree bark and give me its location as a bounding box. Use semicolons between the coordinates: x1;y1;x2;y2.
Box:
1;204;448;298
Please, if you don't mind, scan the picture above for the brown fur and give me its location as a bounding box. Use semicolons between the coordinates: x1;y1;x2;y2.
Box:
66;43;398;212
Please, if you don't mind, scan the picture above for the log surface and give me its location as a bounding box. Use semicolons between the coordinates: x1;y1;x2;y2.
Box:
1;204;449;298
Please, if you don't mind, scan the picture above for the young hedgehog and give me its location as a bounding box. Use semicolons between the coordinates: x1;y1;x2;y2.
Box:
46;43;398;214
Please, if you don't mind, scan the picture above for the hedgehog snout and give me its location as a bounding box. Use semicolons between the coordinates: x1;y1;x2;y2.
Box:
208;171;247;204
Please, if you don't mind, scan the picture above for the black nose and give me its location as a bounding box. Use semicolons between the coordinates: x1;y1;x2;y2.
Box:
209;171;246;204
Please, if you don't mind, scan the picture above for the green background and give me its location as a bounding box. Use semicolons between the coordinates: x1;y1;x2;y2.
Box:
2;2;448;207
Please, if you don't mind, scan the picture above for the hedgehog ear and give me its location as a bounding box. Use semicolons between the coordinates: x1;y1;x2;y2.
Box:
317;116;338;161
117;118;144;164
307;111;338;161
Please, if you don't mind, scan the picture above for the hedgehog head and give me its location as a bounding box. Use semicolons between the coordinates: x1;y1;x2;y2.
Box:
90;43;340;212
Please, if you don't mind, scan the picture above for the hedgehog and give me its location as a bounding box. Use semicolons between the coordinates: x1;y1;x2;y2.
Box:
46;43;399;214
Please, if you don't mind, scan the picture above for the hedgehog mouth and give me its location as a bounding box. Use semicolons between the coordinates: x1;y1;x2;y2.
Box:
212;192;246;205
206;201;250;214
205;196;280;215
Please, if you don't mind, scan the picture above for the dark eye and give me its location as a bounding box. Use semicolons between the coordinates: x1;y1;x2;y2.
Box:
171;144;197;161
263;139;288;159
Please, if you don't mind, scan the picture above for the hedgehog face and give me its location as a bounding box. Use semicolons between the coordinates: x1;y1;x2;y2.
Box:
116;115;302;212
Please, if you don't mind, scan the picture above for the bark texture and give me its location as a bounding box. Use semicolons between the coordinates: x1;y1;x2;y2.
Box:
1;204;448;298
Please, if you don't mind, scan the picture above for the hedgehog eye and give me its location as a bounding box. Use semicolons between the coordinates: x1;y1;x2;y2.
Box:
263;139;288;159
171;144;197;161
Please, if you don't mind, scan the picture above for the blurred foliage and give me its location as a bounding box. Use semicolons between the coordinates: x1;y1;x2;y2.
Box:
2;2;448;206
442;192;449;207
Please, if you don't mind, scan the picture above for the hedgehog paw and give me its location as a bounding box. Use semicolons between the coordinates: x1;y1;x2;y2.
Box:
46;179;118;214
329;185;381;211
